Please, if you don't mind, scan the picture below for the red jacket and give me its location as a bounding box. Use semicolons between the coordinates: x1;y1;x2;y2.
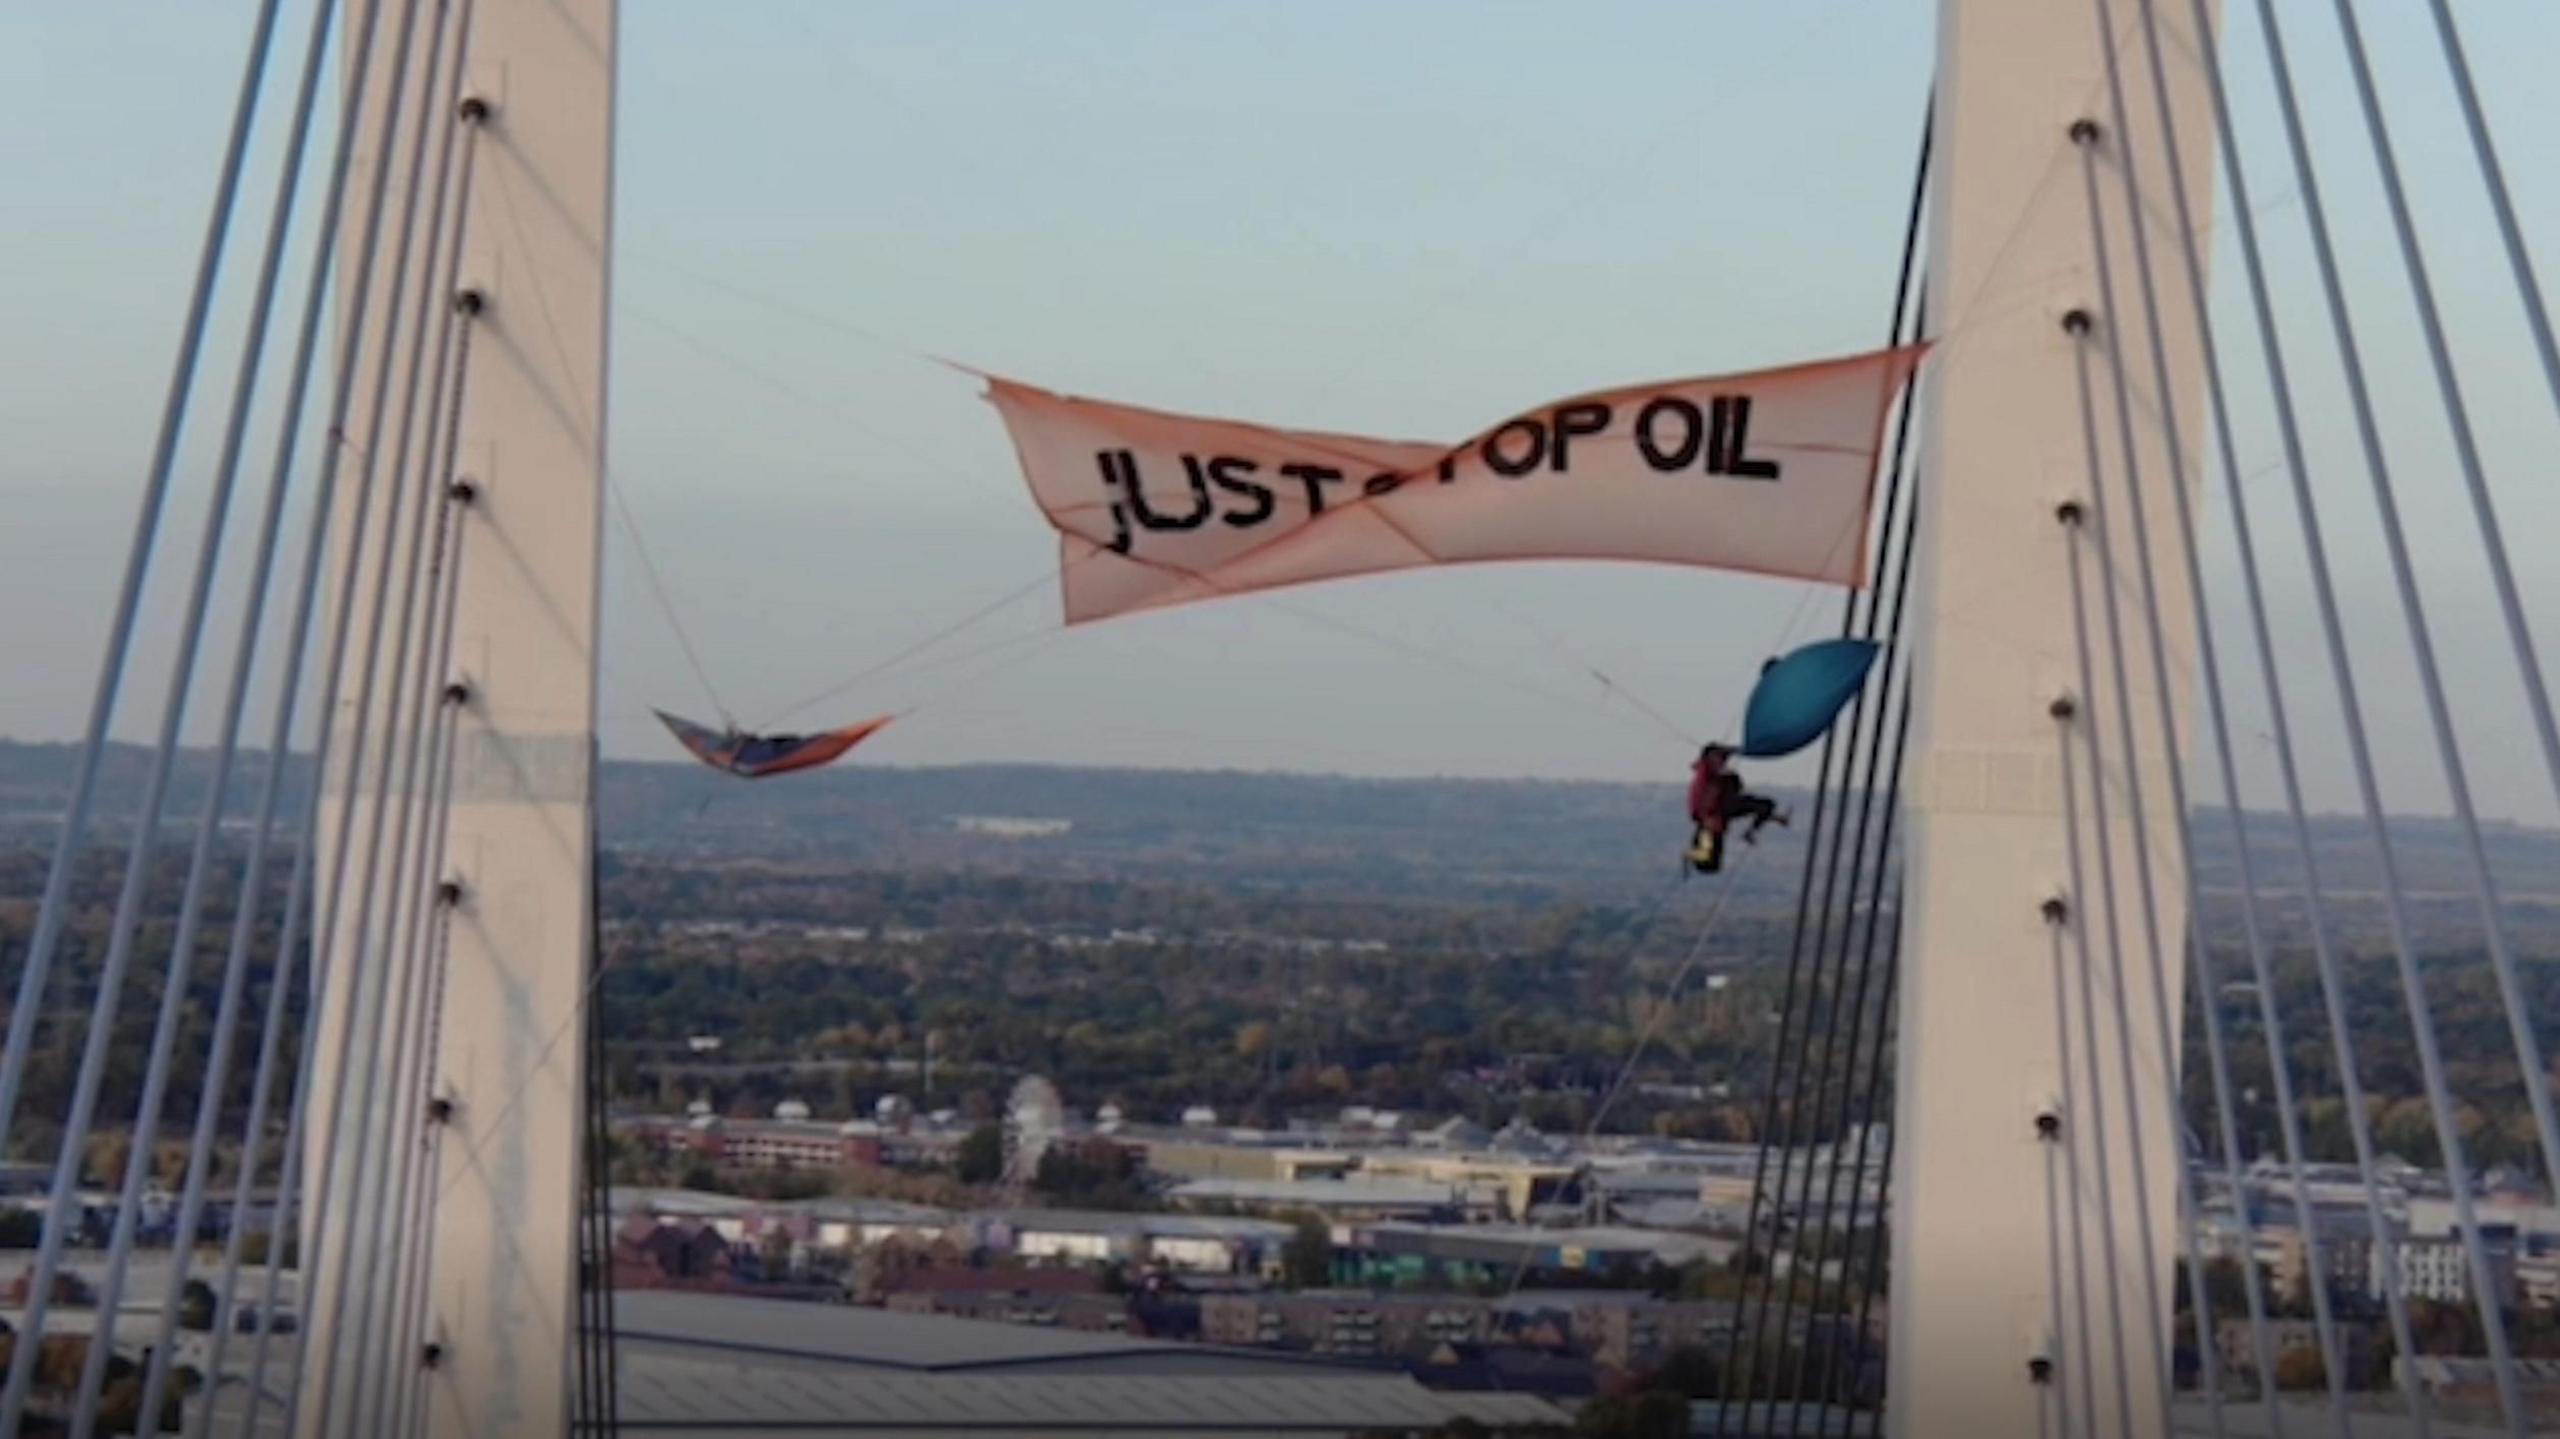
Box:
1688;754;1726;826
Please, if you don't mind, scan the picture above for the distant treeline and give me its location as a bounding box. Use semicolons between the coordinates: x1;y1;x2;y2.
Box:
2;740;2554;923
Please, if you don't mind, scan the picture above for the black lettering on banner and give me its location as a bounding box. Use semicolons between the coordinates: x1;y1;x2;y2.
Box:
1362;471;1404;497
1279;462;1346;515
1096;452;1136;553
1207;455;1276;527
1482;418;1547;477
1437;451;1460;483
1724;395;1781;480
1548;401;1611;472
1635;396;1703;471
1127;452;1211;531
1707;397;1734;475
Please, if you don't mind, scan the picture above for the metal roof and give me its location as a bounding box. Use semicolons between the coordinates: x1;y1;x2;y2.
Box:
1348;1221;1733;1267
613;1187;766;1218
617;1353;1567;1434
794;1198;955;1226
615;1292;1170;1370
985;1208;1296;1242
1167;1178;1454;1208
615;1291;1362;1378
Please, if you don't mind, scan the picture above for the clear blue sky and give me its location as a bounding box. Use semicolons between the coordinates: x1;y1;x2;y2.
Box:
3;2;2557;822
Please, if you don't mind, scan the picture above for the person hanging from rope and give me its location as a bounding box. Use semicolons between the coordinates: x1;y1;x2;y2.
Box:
1680;638;1878;872
1685;743;1786;874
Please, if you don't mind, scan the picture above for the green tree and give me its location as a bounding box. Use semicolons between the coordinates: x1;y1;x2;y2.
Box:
1234;1021;1274;1061
1032;1143;1146;1209
36;1334;95;1393
1574;1389;1688;1438
954;1125;1004;1185
2273;1344;2327;1392
98;1373;180;1436
83;1132;132;1189
178;1278;217;1332
2176;1257;2253;1317
760;1228;796;1280
1282;1213;1332;1290
1644;1344;1730;1399
0;1210;41;1249
238;1229;299;1269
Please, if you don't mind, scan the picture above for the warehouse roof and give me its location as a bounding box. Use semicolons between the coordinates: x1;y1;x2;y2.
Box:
614;1291;1364;1378
617;1353;1567;1434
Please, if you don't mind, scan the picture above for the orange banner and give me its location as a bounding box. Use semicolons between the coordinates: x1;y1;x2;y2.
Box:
987;344;1924;624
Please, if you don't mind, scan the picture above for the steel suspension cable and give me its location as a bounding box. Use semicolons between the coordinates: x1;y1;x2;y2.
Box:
369;488;473;1439
274;0;450;1425
598;932;626;1438
306;25;475;1423
1715;402;1849;1424
2322;0;2560;1210
1776;373;1924;1434
190;849;312;1439
2148;0;2427;1426
1756;585;1893;1430
574;838;625;1437
206;0;435;1418
1740;632;1863;1422
1787;687;1914;1436
339;73;484;1429
372;234;488;1433
574;864;629;1439
377;561;474;1439
71;0;341;1424
309;363;446;1429
0;4;296;1424
2045;897;2106;1439
573;882;605;1436
344;428;463;1437
2051;687;2141;1439
2035;976;2081;1439
0;0;284;1171
154;25;361;1377
2064;114;2224;1429
1799;621;1921;1427
2091;4;2351;1429
387;720;466;1439
2419;0;2560;443
2061;472;2218;1435
1718;107;1930;1430
2059;504;2180;1429
1840;906;1905;1439
241;871;332;1437
2246;3;2530;1424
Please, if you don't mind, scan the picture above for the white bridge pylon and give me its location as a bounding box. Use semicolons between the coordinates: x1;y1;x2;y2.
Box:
302;2;616;1436
1894;3;2220;1437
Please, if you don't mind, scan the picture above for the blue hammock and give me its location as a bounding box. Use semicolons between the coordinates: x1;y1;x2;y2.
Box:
1740;639;1880;758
